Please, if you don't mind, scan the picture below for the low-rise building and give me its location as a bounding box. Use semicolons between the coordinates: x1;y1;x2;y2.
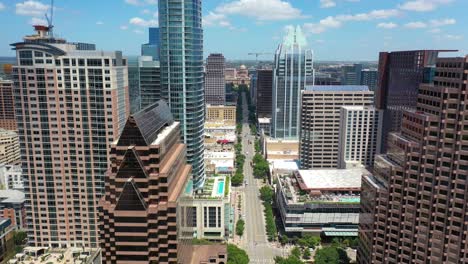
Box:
0;130;20;165
0;165;23;190
206;105;236;125
0;190;25;229
258;117;271;136
204;152;235;176
178;244;227;264
8;247;101;264
265;138;299;160
276;168;368;237
178;177;232;241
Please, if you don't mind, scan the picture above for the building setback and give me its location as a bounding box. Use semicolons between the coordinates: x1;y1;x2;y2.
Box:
256;69;273;118
376;50;454;151
299;86;374;169
159;0;206;188
100;101;190;264
358;56;468;264
11;26;129;247
272;26;314;139
205;54;226;105
0;79;16;131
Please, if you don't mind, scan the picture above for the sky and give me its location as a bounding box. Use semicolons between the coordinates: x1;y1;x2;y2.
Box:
0;0;467;61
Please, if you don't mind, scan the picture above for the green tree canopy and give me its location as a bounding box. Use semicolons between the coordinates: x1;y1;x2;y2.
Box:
236;219;245;237
227;244;249;264
314;246;350;264
259;186;274;204
231;171;244;186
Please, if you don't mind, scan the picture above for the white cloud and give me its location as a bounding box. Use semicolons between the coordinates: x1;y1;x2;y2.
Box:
399;0;454;12
429;18;455;27
320;0;336;8
133;29;144;34
29;17;47;25
142;9;151;14
214;0;305;21
428;28;441;33
444;34;462;40
125;0;157;6
0;3;5;11
404;21;427;29
120;25;128;30
377;22;398;29
16;1;49;16
129;17;158;27
203;12;230;27
96;21;104;25
304;9;400;34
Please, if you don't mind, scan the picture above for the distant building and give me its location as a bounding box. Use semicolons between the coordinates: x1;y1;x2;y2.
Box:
225;65;250;86
341;64;362;85
299;86;374;169
0;129;20;165
376;50;454;151
11;26;129;247
338;106;383;169
276;168;367;236
127;56;161;113
69;42;96;51
0;164;23;190
360;69;377;92
206;105;236;125
256;69;273;118
315;73;341;86
225;83;236;105
141;27;160;61
100;101;190;263
0;190;25;229
0;79;16;131
358;56;468;264
272;26;314;139
205;54;226;105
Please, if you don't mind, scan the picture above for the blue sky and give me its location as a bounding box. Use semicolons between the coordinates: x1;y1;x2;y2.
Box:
0;0;466;61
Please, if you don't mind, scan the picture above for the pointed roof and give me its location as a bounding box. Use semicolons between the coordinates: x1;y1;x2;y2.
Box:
116;148;148;179
283;25;307;47
115;178;147;211
117;100;174;146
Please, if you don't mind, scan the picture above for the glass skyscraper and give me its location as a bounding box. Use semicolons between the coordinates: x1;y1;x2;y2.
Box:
141;27;160;61
272;26;314;139
159;0;205;188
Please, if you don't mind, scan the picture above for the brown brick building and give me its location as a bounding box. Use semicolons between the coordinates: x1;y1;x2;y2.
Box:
100;100;191;264
358;56;468;263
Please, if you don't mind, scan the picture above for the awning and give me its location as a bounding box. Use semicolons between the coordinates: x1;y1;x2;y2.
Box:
323;231;358;237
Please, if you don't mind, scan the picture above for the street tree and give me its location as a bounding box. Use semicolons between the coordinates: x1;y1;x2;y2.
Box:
227;244;249;264
236;219;245;237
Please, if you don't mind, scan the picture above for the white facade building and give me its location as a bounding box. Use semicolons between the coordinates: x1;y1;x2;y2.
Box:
338;106;383;169
0;164;23;190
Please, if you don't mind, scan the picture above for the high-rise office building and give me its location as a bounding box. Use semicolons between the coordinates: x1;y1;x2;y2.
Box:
159;0;205;188
337;106;382;169
128;56;161;114
250;70;257;106
358;56;468;264
141;27;160;61
11;26;129;247
256;69;273;118
360;69;377;92
299;86;374;169
341;64;363;85
272;26;314;139
376;50;454;151
0;79;16;131
100;101;190;264
205;54;225;105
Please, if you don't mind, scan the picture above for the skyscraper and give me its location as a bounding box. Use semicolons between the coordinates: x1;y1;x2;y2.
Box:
100;101;190;264
11;26;129;247
376;50;454;151
141;27;160;61
159;0;205;188
128;56;161;114
299;86;374;169
358;56;468;264
256;69;273;118
341;64;363;85
360;69;377;92
205;53;226;105
272;26;314;139
0;79;16;131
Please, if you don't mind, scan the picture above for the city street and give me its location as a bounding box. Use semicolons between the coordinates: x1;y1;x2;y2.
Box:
236;92;285;263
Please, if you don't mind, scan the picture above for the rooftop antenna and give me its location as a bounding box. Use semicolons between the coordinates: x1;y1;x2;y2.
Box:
45;0;54;37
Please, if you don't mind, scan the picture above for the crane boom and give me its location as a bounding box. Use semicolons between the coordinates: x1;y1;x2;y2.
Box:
45;0;54;37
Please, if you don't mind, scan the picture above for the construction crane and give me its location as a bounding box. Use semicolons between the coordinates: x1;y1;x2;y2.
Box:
45;0;54;37
248;52;273;63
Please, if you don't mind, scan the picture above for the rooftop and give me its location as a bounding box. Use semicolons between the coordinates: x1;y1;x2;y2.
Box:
205;151;235;160
9;247;101;264
305;85;370;92
0;190;25;204
258;117;271;124
297;168;365;190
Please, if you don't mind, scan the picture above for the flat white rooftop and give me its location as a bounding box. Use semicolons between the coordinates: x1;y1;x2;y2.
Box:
258;117;271;124
297;168;367;190
269;160;299;171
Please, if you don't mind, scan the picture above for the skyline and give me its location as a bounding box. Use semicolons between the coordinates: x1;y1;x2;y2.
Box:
0;0;466;61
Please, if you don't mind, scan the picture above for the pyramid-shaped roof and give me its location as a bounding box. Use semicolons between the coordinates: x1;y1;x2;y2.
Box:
115;178;147;211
